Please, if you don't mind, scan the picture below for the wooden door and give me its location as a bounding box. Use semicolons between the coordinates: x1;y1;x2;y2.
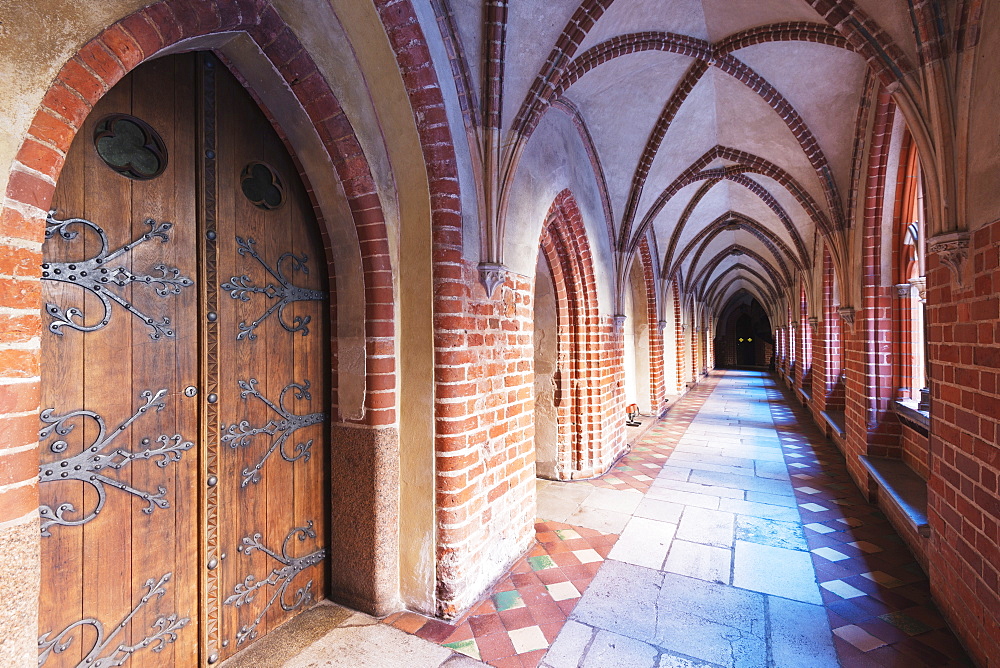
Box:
207;54;328;664
38;52;329;668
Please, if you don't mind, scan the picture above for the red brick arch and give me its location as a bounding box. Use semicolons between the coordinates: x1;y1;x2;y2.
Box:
637;238;666;413
0;0;395;524
537;189;623;479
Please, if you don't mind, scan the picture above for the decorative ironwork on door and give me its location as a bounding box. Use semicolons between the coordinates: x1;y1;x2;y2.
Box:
224;522;326;646
38;388;194;536
42;211;193;339
38;573;190;667
220;378;324;487
221;235;325;340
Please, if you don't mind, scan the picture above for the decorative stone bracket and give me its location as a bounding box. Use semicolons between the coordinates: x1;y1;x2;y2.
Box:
807;316;818;331
612;314;627;331
908;276;927;303
478;262;508;298
929;231;970;287
657;320;668;331
837;306;856;331
894;283;912;298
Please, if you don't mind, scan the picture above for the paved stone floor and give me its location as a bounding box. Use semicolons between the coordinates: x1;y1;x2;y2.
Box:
253;370;973;667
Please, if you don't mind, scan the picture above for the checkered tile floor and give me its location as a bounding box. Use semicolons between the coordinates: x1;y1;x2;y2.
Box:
585;384;716;493
768;383;973;667
381;521;618;667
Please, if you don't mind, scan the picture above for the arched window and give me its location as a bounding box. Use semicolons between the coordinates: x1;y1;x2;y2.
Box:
894;139;928;410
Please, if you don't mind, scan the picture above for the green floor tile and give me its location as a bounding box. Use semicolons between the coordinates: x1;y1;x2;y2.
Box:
527;555;557;571
880;611;932;636
492;589;526;611
442;638;481;660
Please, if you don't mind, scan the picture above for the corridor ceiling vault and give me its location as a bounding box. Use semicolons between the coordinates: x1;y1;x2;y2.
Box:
439;0;921;319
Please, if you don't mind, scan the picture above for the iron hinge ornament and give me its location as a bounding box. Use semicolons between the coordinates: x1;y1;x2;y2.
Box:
38;389;194;536
221;236;326;340
41;211;193;339
221;379;325;487
224;521;325;646
38;572;189;667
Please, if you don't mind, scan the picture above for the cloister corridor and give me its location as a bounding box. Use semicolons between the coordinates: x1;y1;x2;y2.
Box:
230;370;969;668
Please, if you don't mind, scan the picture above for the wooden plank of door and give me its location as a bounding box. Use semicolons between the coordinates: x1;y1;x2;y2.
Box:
214;59;273;658
80;69;135;666
127;53;200;668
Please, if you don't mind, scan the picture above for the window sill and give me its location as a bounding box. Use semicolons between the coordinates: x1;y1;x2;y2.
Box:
860;456;929;538
894;399;929;435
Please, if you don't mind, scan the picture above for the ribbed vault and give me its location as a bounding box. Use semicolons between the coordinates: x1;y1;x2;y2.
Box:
438;0;919;323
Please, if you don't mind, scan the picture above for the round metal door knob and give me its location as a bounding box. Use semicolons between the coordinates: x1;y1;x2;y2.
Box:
207;557;218;570
207;475;218;487
207;393;218;404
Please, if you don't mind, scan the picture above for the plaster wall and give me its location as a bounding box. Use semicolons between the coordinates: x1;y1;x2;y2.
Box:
505;111;615;312
533;251;559;479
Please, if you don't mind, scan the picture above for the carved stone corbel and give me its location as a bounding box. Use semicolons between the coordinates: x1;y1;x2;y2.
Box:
908;276;926;304
807;316;818;331
657;320;668;331
929;231;970;287
837;306;856;331
612;314;627;331
478;262;507;298
894;283;911;298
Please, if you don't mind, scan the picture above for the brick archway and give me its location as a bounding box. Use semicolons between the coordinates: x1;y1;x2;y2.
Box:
538;189;623;479
637;237;666;413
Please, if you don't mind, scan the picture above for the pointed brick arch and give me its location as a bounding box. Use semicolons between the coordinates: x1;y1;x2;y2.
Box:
538;190;603;477
0;1;403;645
637;237;666;414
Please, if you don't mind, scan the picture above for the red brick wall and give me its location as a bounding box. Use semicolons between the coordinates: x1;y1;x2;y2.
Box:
434;190;628;617
900;422;929;481
434;266;536;617
925;219;1000;667
673;284;685;393
843;88;900;481
538;191;626;480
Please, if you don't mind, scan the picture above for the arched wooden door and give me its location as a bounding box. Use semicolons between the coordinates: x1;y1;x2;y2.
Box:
38;52;330;667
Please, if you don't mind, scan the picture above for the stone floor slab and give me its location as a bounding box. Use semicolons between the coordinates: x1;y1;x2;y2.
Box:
654;573;767;668
608;516;677;569
570;560;663;643
767;596;840;667
733;540;822;604
663;539;731;584
675;506;735;548
580;630;659;668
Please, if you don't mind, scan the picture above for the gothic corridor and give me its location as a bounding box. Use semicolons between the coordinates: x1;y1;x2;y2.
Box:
1;1;999;667
259;370;969;667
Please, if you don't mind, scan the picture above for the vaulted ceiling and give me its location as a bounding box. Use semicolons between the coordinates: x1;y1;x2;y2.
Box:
440;0;919;318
